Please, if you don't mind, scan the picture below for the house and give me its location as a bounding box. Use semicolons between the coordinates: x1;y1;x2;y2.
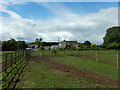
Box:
28;44;38;49
59;40;78;48
51;45;60;50
43;42;59;46
43;42;59;50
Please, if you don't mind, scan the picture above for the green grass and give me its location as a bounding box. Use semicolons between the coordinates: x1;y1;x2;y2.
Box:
31;50;118;66
16;60;106;88
0;51;15;54
84;50;118;65
53;56;118;81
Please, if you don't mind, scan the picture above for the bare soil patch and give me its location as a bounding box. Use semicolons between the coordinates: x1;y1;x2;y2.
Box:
29;56;118;88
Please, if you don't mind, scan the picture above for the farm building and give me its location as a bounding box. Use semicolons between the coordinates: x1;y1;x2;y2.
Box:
59;40;78;48
51;45;60;49
43;42;59;50
28;44;38;49
43;42;59;46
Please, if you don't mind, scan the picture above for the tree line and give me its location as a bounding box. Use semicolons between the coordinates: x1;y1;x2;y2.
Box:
2;38;27;51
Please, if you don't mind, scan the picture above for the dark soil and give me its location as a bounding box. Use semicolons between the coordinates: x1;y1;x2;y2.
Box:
29;56;118;88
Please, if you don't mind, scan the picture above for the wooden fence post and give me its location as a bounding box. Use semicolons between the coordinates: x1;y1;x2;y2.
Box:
64;50;65;55
25;51;27;60
5;54;7;73
117;50;119;68
96;50;99;62
23;51;24;59
84;49;86;58
78;50;79;55
11;53;13;67
18;52;19;61
14;52;17;64
42;50;44;56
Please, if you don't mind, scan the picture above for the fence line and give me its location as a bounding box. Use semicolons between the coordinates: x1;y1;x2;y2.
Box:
31;50;119;67
1;50;31;88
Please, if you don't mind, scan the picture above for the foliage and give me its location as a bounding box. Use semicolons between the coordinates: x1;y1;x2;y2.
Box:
29;42;35;45
2;38;17;51
103;26;120;44
84;41;91;46
35;38;42;47
17;41;28;50
2;38;27;51
90;43;96;49
106;42;120;50
78;43;84;48
41;42;45;47
78;42;98;50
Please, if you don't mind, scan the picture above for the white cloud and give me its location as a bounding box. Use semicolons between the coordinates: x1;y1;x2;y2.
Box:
0;2;118;44
1;9;22;19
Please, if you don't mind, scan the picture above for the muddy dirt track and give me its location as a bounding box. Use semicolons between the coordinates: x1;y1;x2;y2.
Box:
29;56;118;88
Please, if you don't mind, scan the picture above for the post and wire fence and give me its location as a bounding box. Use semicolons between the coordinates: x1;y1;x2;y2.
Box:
0;50;31;88
31;49;119;67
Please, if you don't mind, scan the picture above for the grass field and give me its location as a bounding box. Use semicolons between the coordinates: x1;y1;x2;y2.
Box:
16;56;108;88
1;50;119;88
15;49;118;88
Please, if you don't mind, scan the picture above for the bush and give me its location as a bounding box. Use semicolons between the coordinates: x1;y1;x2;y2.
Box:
106;42;120;50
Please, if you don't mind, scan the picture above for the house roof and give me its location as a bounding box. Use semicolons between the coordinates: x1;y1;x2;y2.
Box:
43;42;59;46
60;40;78;44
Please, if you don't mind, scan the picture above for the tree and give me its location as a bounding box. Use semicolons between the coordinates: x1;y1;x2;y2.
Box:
103;26;120;44
35;38;43;47
106;42;120;50
2;38;17;51
84;41;91;46
17;41;27;50
78;43;84;49
90;43;96;49
41;42;45;48
2;38;27;51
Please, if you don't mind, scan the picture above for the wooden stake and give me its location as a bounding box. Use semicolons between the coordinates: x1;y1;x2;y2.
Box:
96;50;99;62
84;49;86;58
117;50;119;68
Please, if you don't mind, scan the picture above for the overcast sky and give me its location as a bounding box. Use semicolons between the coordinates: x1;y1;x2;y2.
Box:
0;1;118;44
